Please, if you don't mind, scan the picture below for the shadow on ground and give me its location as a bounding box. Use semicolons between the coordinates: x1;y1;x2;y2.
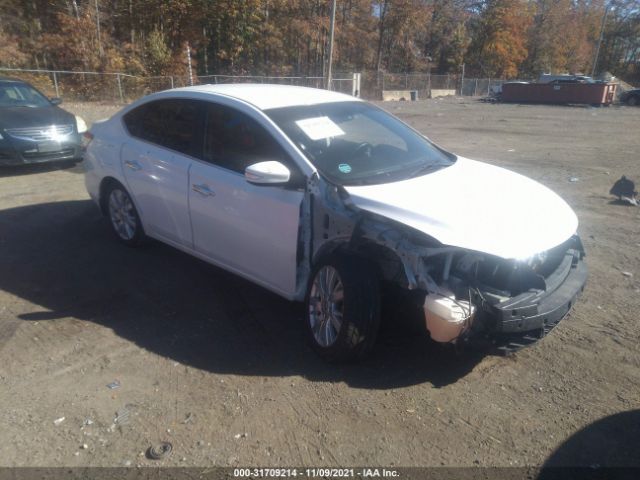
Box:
0;160;81;178
538;409;640;480
0;200;485;389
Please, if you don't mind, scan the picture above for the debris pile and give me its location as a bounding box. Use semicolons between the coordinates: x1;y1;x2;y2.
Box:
147;441;173;460
610;176;638;206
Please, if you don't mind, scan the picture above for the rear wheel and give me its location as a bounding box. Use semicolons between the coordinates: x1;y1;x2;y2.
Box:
305;255;380;362
105;183;145;246
627;95;638;106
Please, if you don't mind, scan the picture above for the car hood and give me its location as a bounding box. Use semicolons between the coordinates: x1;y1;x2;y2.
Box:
344;157;578;259
0;106;74;130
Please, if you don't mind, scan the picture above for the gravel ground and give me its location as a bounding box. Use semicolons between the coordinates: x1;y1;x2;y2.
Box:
0;97;638;469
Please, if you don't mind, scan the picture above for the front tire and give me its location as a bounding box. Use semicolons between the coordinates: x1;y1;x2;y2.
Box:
305;255;381;362
105;183;145;246
627;96;638;106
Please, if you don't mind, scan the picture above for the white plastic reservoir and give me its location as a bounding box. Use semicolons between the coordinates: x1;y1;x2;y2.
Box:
424;292;475;343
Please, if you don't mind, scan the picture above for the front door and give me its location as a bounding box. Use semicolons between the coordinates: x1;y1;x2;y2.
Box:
188;102;303;297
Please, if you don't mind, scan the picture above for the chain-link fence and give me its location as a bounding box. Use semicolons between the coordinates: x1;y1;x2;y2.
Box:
379;72;459;100
198;74;324;88
1;67;508;103
460;78;509;97
192;74;358;95
359;71;506;100
0;67;359;103
0;68;185;102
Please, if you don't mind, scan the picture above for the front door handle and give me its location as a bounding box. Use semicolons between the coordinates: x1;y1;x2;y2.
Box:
192;183;215;197
124;160;141;171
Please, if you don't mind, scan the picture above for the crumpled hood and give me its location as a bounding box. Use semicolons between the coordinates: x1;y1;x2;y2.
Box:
344;157;578;259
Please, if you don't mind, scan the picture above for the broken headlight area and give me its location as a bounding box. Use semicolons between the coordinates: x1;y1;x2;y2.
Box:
330;209;586;351
418;235;586;348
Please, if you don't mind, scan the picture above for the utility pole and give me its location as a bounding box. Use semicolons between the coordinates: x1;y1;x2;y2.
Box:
591;2;610;78
186;42;194;86
326;0;337;90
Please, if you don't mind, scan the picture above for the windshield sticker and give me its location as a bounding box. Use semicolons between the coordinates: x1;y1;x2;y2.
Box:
295;116;345;141
338;163;352;174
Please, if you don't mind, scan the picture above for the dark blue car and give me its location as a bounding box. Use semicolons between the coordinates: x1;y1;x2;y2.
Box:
620;88;640;106
0;77;85;166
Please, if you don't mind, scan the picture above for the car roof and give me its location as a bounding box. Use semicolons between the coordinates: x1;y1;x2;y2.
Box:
171;83;360;111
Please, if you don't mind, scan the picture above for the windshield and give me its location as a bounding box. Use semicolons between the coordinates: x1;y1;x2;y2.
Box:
266;101;455;186
0;83;51;108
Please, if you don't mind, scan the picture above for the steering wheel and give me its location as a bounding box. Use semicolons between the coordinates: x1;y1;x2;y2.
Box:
353;142;373;158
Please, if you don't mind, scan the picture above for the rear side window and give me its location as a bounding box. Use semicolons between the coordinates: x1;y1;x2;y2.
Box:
123;99;203;157
202;103;288;174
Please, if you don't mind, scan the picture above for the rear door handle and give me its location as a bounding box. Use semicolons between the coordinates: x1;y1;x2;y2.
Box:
124;160;141;171
192;183;215;197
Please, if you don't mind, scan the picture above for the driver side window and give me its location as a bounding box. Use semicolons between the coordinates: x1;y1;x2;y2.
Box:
202;103;288;174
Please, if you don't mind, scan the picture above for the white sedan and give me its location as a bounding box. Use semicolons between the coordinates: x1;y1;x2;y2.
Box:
83;84;587;362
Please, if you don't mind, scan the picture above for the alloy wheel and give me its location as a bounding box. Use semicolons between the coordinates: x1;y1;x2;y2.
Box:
308;265;345;347
108;189;137;241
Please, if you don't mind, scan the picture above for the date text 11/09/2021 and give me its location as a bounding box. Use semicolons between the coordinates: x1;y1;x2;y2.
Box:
233;468;400;478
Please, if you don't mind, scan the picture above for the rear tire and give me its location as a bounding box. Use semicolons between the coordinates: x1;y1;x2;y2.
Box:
305;254;381;362
105;183;146;247
627;96;638;106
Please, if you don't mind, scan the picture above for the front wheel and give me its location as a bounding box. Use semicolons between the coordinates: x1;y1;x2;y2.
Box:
305;255;380;362
627;96;638;106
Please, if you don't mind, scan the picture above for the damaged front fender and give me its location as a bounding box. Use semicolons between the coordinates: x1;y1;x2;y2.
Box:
298;177;587;349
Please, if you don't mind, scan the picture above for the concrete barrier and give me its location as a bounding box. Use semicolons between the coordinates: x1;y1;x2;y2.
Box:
382;90;418;101
430;89;456;98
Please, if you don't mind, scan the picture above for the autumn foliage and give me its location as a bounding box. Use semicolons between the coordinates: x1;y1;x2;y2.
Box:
0;0;637;82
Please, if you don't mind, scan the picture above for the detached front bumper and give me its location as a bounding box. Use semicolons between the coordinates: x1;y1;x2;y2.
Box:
472;243;587;351
491;259;587;334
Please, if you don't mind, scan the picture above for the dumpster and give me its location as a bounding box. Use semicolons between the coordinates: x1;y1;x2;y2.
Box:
501;82;617;106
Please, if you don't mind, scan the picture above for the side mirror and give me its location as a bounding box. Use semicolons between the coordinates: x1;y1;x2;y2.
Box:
245;161;290;185
50;97;62;106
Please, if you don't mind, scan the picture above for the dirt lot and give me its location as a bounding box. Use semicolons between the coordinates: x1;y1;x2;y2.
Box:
0;98;639;469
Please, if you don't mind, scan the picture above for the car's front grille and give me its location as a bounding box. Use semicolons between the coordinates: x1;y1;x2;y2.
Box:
5;124;74;141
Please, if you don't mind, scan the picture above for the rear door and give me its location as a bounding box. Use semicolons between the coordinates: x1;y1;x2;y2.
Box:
121;99;204;247
188;101;304;297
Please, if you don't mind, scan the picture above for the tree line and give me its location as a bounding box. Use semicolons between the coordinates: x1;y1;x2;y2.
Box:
0;0;638;82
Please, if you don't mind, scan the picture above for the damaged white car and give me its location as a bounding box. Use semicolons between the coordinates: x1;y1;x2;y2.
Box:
83;84;587;362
